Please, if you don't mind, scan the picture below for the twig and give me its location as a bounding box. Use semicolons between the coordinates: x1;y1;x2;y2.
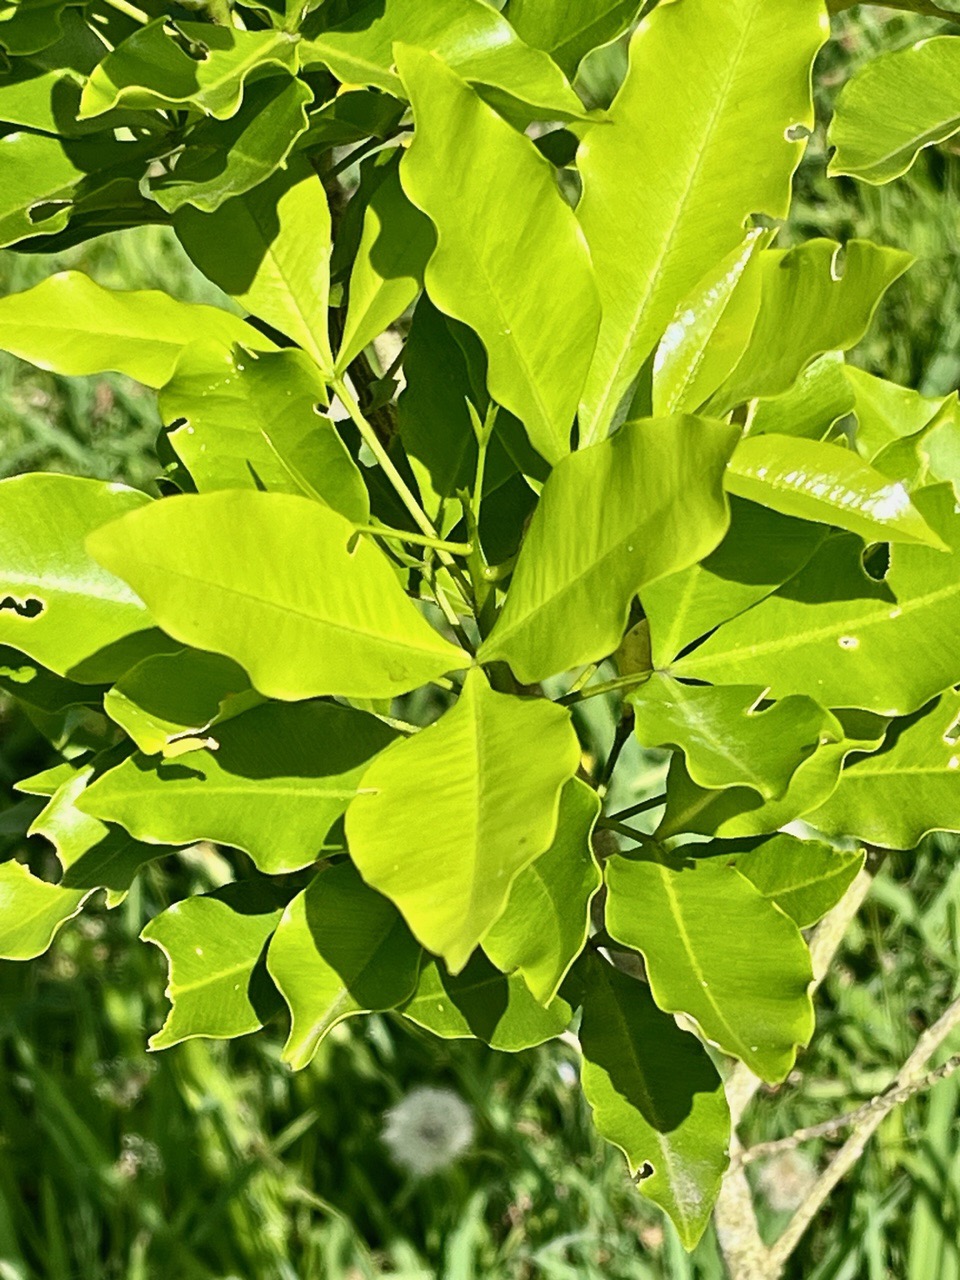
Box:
768;993;960;1273
738;1054;960;1167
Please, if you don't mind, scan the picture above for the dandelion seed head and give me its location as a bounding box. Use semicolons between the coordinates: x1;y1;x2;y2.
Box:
381;1086;474;1177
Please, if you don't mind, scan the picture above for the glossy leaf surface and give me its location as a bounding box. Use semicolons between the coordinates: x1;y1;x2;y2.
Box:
578;956;729;1249
479;415;738;681
606;856;814;1082
397;45;600;465
346;668;580;972
268;862;423;1069
87;491;467;701
733;834;865;928
79;701;397;875
482;778;601;1004
575;0;826;442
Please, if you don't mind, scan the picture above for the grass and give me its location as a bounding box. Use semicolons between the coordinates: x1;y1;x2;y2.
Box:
2;7;960;1277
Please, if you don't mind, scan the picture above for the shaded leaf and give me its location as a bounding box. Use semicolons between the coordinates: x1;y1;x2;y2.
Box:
482;778;601;1004
479;416;738;682
346;668;580;972
267;862;422;1069
606;855;814;1081
733;833;864;928
79;700;397;875
504;0;642;78
87;491;467;701
578;955;729;1249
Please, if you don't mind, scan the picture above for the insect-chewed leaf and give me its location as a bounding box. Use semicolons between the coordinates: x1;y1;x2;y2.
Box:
401;952;571;1050
732;834;864;928
141;883;286;1050
605;855;814;1083
395;43;600;465
482;778;601;1005
161;343;367;522
346;668;581;973
0;860;88;960
575;0;827;443
578;954;730;1250
267;862;422;1070
78;700;398;876
86;490;467;701
479;415;738;682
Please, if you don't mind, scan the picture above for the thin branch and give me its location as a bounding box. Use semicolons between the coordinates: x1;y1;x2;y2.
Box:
557;671;652;706
768;992;960;1273
606;794;667;823
739;1054;960;1167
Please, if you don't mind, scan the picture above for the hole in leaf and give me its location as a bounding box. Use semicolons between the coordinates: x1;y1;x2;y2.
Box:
633;1161;655;1183
0;595;44;619
28;200;70;225
862;542;890;581
784;122;811;143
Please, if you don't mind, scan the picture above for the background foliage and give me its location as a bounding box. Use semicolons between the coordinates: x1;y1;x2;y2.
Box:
2;5;960;1279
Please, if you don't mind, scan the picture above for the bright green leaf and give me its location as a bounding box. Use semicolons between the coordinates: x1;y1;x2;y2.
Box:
176;160;334;373
482;778;601;1004
748;352;855;443
846;365;951;464
606;855;814;1081
0;859;87;960
160;343;368;522
78;700;397;875
402;952;571;1049
479;415;738;682
725;434;945;548
578;955;729;1249
87;491;467;701
674;486;960;717
346;667;580;972
79;19;299;120
0;270;274;386
141;883;285;1050
733;833;865;927
828;36;960;185
630;675;842;800
396;44;600;465
575;0;827;442
267;861;422;1069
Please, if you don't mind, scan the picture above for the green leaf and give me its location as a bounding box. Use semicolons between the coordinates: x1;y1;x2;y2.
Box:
301;0;588;122
808;691;960;850
482;778;601;1004
630;675;843;800
828;36;960;185
575;0;827;443
175;159;334;373
346;667;580;972
0;270;274;386
267;861;422;1069
104;649;258;756
0;647;99;714
733;833;864;928
0;130;82;247
504;0;642;78
396;44;600;465
606;855;814;1081
0;474;156;681
0;0;77;55
748;351;855;443
141;883;285;1050
146;75;312;215
652;230;768;417
160;343;368;522
401;951;571;1049
30;761;162;907
87;491;467;701
79;19;299;120
0;860;86;960
336;156;434;373
479;415;738;682
578;955;729;1249
709;240;913;412
642;498;827;669
725;435;945;548
78;700;397;875
656;711;888;840
847;365;951;464
674;486;960;717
